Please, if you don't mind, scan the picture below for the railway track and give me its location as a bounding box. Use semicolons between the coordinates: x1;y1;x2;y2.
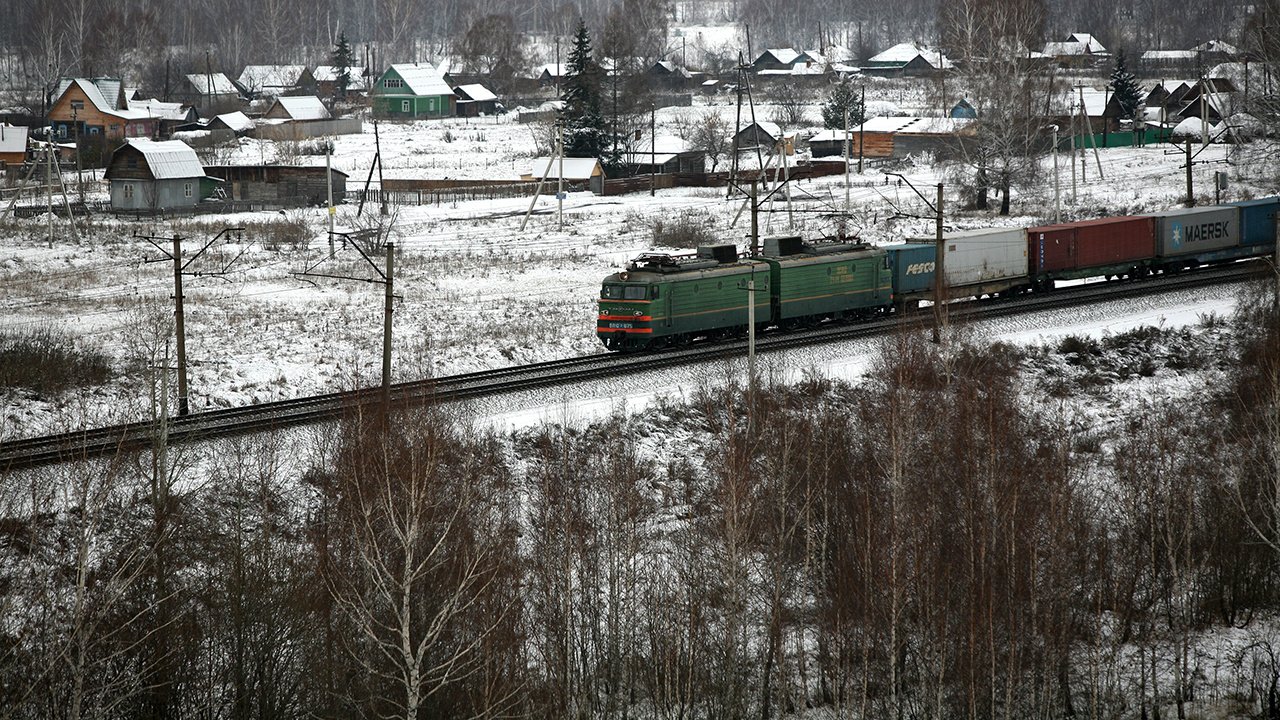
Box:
0;262;1260;471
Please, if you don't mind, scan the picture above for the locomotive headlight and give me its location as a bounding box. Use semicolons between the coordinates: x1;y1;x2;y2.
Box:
633;310;642;316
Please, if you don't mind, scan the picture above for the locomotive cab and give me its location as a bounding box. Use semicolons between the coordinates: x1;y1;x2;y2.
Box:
598;273;659;351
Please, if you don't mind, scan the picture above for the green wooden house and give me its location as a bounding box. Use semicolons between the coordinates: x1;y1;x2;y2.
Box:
374;63;456;118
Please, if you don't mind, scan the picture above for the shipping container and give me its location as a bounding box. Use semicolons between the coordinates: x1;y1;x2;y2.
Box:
1027;216;1155;278
940;228;1028;290
1229;197;1280;246
1150;206;1240;257
885;243;936;298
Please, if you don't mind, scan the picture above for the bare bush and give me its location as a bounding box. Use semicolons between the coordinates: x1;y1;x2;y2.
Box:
0;327;111;394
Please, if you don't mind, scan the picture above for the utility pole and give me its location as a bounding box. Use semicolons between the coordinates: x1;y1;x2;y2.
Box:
650;103;656;197
858;84;866;174
139;227;245;415
295;230;398;414
171;236;189;416
326;143;335;257
1077;85;1104;179
71;107;83;203
382;242;394;406
1185;138;1194;207
1052;124;1061;222
374;119;387;216
45;125;54;248
843;104;850;210
1070;104;1078;204
750;177;760;257
934;182;946;345
557;120;564;230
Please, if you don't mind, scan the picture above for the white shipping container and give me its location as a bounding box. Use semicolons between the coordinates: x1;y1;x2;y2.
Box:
942;228;1028;288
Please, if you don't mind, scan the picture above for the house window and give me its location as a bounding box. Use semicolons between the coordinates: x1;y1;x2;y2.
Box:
123;184;134;199
70;100;84;111
401;100;410;113
184;182;193;198
89;127;99;135
109;124;120;134
384;78;403;89
127;157;137;169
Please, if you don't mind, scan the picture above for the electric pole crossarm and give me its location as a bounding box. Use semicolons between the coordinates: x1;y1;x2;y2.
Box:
884;172;937;212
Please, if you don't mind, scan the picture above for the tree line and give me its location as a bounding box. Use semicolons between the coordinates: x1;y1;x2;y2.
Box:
1;279;1278;719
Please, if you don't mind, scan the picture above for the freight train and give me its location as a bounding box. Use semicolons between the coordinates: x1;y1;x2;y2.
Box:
596;198;1279;351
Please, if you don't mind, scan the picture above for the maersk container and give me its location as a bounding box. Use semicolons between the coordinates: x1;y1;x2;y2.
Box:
1229;197;1280;246
1150;206;1240;257
885;243;936;297
1027;216;1155;277
940;228;1028;289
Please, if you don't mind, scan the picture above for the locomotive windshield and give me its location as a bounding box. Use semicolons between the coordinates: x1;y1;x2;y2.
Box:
602;284;648;300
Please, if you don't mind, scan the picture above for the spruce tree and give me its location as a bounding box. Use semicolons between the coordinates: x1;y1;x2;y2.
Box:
561;19;607;158
822;79;865;130
332;32;354;100
1110;50;1143;121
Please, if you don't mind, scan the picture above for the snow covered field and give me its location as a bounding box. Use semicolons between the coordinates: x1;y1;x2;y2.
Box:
0;101;1271;439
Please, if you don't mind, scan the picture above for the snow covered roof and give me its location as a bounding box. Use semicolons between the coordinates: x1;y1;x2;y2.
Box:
455;84;497;102
807;128;850;143
269;95;330;120
1171;117;1223;138
117;139;204;179
313;65;364;82
1193;40;1239;55
1141;50;1197;61
525;156;601;180
128;98;191;121
737;120;784;141
238;65;307;93
1067;33;1107;53
186;72;239;96
757;64;828;76
537;63;568;78
213;111;254;132
387;63;454;96
759;48;801;65
857;116;973;134
866;43;953;69
0;124;27;154
56;78;150;120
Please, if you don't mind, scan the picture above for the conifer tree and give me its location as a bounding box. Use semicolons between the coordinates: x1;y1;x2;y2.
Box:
1110;50;1144;121
332;32;354;100
561;19;607;158
821;79;865;130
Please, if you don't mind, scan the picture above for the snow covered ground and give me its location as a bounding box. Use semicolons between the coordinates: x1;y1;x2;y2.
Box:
0;100;1271;439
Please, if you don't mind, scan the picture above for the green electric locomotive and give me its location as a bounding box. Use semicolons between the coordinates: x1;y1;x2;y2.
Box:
597;238;892;351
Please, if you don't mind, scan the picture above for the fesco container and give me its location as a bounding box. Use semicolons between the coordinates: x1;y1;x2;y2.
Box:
940;228;1027;288
885;243;936;297
1229;197;1280;246
1150;206;1240;257
1027;216;1155;276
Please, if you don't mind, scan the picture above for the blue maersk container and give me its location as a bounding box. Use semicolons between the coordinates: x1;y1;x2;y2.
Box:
884;243;936;298
1229;197;1280;246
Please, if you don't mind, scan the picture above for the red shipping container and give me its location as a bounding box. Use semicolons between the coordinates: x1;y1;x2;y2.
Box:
1027;216;1155;276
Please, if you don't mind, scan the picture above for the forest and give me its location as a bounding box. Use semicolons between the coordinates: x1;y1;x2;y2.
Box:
0;278;1277;719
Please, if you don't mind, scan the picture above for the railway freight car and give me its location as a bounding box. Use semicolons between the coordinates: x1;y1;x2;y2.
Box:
1148;206;1244;269
597;244;769;351
758;236;892;327
1027;216;1156;288
884;228;1029;307
1229;197;1280;247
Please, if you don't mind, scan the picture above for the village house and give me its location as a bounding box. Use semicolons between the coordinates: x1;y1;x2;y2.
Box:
178;72;242;112
621;135;706;174
373;63;456;118
128;98;198;137
1043;33;1108;67
104;138;213;210
862;43;953;77
236;65;316;99
313;65;368;97
848;116;975;160
732;121;795;153
263;96;331;121
49;78;155;142
207;111;255;135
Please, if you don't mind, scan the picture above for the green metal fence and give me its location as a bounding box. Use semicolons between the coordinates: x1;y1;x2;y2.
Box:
1067;128;1173;148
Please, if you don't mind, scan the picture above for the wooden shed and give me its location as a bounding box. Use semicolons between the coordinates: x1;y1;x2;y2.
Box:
0;124;28;166
850;116;975;159
104;139;211;210
203;164;348;205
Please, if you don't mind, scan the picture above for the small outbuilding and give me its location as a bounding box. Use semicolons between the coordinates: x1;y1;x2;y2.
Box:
521;157;604;194
0;124;28;166
203;164;348;205
453;84;499;116
104;138;213;210
849;116;975;159
264;96;331;121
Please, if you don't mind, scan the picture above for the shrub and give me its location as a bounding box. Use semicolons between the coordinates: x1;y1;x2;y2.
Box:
651;209;720;249
0;327;112;395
